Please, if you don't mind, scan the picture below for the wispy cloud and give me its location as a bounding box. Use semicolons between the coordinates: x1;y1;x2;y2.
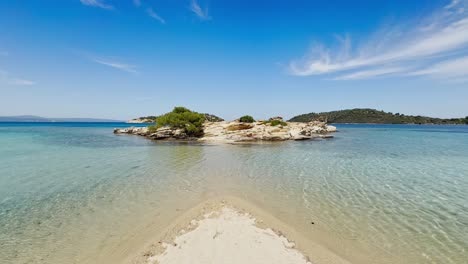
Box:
190;0;211;20
80;0;113;10
91;57;138;73
408;56;468;79
9;78;35;86
334;67;405;80
445;0;460;9
133;0;141;7
288;0;468;81
0;70;35;86
146;8;166;24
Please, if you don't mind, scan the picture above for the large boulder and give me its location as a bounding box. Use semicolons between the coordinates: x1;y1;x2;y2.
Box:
114;127;148;135
326;125;337;132
148;127;188;140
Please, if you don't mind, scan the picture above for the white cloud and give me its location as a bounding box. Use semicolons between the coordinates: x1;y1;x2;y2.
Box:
0;70;35;86
288;0;468;82
408;56;468;78
190;0;211;20
334;67;405;80
445;0;460;9
146;8;166;24
91;57;138;73
9;78;35;86
80;0;113;10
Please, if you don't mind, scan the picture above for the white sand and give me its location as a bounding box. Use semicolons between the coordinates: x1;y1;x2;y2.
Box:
147;207;312;264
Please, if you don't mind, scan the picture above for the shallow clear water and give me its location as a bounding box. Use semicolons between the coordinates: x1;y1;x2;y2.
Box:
0;123;467;263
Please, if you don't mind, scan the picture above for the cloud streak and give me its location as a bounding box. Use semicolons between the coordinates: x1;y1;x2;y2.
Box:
409;56;468;79
289;0;468;81
190;0;211;20
91;57;138;73
80;0;113;10
146;8;166;24
334;67;405;80
446;0;460;9
0;70;35;86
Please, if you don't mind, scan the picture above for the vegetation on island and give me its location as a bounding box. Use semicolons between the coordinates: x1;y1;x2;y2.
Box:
139;113;223;123
203;113;224;122
239;115;255;123
289;108;468;125
260;119;287;126
138;115;158;121
148;107;206;137
269;120;288;126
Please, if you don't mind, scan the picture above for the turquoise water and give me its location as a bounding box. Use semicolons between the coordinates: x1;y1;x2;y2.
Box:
0;123;467;263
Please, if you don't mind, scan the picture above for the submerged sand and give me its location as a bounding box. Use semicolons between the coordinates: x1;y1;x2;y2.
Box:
129;197;350;264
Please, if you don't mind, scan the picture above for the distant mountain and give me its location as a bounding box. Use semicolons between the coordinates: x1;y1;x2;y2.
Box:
289;108;468;125
0;115;123;122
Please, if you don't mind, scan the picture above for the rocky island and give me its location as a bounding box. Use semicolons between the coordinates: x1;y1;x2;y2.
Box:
114;107;336;143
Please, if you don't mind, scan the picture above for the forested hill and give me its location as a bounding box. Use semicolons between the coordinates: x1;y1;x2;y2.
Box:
288;109;468;125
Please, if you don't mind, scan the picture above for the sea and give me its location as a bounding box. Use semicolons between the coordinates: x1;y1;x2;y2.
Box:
0;122;467;263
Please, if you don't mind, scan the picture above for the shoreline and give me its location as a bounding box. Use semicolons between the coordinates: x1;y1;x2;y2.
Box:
124;196;351;264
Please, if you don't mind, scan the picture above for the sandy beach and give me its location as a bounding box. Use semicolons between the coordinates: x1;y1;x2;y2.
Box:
127;197;350;264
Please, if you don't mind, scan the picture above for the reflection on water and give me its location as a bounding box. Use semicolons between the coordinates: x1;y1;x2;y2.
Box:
0;123;467;263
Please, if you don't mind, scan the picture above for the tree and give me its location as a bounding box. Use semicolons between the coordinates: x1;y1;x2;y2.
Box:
239;115;255;123
150;107;205;137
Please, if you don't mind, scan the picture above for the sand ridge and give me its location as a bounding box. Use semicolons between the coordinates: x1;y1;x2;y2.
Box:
147;206;312;264
130;197;350;264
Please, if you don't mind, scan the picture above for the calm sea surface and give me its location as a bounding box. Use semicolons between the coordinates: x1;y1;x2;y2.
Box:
0;122;467;263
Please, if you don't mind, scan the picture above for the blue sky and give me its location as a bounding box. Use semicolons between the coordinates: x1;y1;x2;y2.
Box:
1;0;467;120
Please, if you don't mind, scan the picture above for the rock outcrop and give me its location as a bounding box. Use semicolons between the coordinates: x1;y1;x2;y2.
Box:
114;126;149;135
202;120;335;142
114;119;336;143
114;126;193;140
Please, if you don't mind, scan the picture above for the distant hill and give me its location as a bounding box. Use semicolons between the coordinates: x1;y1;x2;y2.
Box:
0;115;123;122
289;108;468;125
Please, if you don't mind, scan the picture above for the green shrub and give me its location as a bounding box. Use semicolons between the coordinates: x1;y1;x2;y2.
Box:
147;125;158;133
239;115;255;123
154;107;205;137
269;120;287;126
172;106;191;114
